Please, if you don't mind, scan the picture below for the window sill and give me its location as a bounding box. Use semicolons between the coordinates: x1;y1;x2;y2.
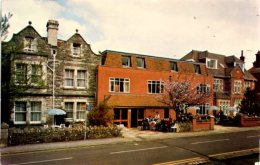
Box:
14;122;26;125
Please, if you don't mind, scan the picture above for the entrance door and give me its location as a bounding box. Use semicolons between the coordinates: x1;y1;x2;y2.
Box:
131;109;138;127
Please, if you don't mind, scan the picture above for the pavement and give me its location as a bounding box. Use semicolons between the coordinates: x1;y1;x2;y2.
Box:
1;125;260;155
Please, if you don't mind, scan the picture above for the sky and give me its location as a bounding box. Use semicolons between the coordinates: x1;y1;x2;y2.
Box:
2;0;260;69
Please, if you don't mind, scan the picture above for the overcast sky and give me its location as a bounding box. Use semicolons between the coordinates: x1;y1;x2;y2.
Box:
3;0;260;69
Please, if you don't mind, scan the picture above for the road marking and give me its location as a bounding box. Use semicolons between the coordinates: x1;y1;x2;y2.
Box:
191;138;229;145
153;157;209;165
247;135;260;138
110;146;167;155
9;157;73;165
209;148;259;158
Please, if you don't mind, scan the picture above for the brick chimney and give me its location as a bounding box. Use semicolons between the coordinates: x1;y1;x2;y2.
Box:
46;20;59;46
240;50;245;62
254;51;260;68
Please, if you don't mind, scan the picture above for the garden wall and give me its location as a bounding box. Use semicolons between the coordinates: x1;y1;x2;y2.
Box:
240;115;260;127
192;116;214;131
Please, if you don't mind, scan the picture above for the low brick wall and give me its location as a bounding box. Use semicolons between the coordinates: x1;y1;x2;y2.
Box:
192;116;214;131
240;115;260;127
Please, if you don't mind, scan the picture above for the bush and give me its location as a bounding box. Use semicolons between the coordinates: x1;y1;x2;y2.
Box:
88;101;113;126
8;125;122;146
175;122;192;132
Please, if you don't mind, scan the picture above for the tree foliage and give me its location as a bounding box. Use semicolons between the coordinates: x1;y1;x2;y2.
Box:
87;101;113;126
1;12;13;40
240;88;260;116
157;75;212;119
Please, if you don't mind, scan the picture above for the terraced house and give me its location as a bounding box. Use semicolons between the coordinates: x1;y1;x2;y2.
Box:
181;50;256;115
97;50;214;128
1;20;100;126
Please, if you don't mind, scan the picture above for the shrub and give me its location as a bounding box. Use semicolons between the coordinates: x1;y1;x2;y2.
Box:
87;101;113;126
8;125;122;146
175;122;192;132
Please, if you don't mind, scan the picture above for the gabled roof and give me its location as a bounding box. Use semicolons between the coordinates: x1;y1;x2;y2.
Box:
181;50;255;80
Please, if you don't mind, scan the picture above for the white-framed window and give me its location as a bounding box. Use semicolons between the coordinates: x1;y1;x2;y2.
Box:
77;70;86;87
30;102;41;123
234;99;241;107
148;80;164;94
122;56;131;67
194;64;201;74
213;79;223;92
170;61;178;71
137;57;145;68
219;100;230;115
72;43;81;56
65;102;74;118
197;104;209;115
24;37;37;52
234;80;241;94
64;69;74;87
109;78;130;93
206;58;217;69
197;84;210;94
14;101;27;124
31;64;42;84
16;63;27;84
244;81;251;91
77;102;86;120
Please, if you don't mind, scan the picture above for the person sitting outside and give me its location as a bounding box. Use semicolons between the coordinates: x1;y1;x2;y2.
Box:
154;112;160;121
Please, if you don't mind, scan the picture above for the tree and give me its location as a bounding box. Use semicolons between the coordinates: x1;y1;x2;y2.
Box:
157;75;212;120
87;101;113;126
1;12;13;40
240;88;260;116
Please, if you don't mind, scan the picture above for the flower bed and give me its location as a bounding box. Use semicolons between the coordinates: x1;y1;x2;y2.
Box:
8;125;122;146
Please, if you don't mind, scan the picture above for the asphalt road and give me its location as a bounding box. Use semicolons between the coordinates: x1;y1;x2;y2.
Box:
1;130;260;165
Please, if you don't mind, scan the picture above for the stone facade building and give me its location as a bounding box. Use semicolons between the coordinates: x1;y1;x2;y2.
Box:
1;20;100;126
181;50;256;115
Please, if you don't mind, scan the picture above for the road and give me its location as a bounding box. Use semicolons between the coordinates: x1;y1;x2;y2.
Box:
1;130;260;165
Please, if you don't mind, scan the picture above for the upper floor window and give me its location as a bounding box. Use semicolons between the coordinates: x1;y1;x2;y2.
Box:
137;57;145;68
197;84;210;94
122;56;131;67
148;80;164;94
206;58;217;69
24;37;37;52
31;64;42;84
194;64;201;74
64;69;74;87
109;78;130;93
77;70;86;87
244;81;251;91
16;63;27;84
170;61;178;71
213;79;223;92
72;43;81;56
234;80;241;94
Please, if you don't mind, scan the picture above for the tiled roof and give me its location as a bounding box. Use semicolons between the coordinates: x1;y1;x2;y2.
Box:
106;94;166;107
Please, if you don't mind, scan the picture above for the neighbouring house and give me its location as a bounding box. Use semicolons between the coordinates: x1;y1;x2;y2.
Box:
97;50;213;128
181;50;256;115
1;20;100;126
249;51;260;100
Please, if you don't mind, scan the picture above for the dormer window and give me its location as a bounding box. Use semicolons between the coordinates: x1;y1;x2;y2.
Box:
194;64;201;74
206;58;217;69
170;61;178;71
24;37;37;52
122;56;131;67
72;43;81;56
137;57;145;68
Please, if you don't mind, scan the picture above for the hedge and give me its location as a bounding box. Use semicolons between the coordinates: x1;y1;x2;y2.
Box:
8;125;122;146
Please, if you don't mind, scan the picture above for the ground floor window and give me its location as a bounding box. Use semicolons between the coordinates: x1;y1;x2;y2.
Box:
197;104;209;115
64;101;86;121
15;102;26;123
30;102;41;122
77;102;86;119
65;102;74;118
219;100;230;115
164;108;169;118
